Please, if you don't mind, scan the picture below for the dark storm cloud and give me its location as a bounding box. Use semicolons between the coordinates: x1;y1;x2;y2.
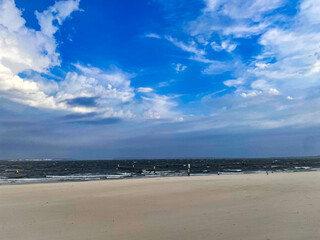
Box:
64;97;98;107
1;99;320;160
69;118;122;125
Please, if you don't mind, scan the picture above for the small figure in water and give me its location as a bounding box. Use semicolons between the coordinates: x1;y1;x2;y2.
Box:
16;170;19;174
217;171;220;175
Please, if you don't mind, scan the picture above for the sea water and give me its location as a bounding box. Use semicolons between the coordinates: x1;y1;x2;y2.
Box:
0;157;320;184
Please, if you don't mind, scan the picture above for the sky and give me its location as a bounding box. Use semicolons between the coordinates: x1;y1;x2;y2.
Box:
1;0;320;159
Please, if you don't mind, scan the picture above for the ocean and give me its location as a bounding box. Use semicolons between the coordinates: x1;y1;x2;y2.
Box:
1;157;320;184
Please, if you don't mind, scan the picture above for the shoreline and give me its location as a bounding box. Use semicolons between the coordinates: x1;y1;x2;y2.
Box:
0;169;318;186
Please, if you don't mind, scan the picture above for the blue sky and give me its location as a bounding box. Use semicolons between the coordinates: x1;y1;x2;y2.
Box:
1;0;320;159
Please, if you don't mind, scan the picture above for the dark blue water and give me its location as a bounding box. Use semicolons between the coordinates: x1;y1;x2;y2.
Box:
1;157;320;184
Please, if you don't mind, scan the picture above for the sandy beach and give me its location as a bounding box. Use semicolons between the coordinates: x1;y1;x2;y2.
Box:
1;172;320;240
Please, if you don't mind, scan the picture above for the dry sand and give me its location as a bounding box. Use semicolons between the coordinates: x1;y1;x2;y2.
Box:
1;172;320;240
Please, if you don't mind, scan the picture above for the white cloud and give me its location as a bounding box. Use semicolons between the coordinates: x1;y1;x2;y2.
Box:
189;0;285;38
56;65;181;120
223;78;245;87
309;60;320;75
164;33;236;74
255;62;269;69
174;63;187;72
211;40;237;52
299;0;320;25
202;61;232;75
196;35;209;46
157;79;175;88
0;0;64;109
204;0;285;20
189;55;213;63
251;1;320;93
141;94;180;120
251;79;269;91
35;0;80;37
268;88;280;95
137;87;153;93
57;66;136;117
221;41;237;52
240;90;262;98
165;36;205;56
250;79;280;95
145;33;161;39
0;0;25;31
201;89;226;102
58;66;135;102
165;35;228;68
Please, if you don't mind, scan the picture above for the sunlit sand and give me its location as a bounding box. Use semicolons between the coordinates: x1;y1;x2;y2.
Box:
1;172;320;240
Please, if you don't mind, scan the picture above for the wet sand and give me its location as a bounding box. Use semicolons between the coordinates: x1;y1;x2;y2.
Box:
1;172;320;240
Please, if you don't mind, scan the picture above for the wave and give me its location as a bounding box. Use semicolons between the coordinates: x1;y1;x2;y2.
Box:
222;169;242;172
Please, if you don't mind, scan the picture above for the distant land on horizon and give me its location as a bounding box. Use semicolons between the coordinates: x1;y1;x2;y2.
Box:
2;155;320;162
